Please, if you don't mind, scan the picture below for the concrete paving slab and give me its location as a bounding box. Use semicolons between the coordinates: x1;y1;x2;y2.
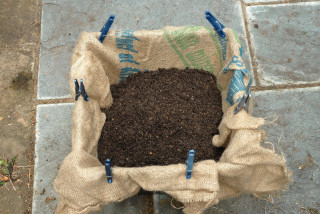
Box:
33;103;74;214
204;87;320;213
251;87;320;213
247;2;320;85
38;0;252;100
205;195;274;214
153;193;183;214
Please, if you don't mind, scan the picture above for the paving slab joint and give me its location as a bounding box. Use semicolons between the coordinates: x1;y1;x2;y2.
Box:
37;98;75;105
240;0;261;86
252;82;320;92
245;0;320;7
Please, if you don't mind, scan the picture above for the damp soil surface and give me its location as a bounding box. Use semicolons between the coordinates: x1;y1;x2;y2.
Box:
98;68;224;167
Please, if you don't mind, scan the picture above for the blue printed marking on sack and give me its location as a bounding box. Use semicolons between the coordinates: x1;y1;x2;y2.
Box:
226;69;253;106
217;33;228;61
239;45;244;57
223;55;244;74
223;46;244;73
119;68;149;81
116;30;143;81
119;67;140;81
119;53;140;65
116;30;139;53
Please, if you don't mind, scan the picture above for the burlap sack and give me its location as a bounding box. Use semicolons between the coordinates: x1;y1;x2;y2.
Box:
54;26;291;214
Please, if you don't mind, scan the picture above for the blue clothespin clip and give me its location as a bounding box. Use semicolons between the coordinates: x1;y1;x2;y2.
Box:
99;15;115;43
74;79;80;101
80;79;89;101
205;11;226;38
186;150;195;179
105;159;112;183
74;79;89;101
234;86;251;114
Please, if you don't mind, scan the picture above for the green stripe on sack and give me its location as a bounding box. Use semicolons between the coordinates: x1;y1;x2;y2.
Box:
231;29;242;45
164;28;190;67
203;26;223;69
165;26;224;91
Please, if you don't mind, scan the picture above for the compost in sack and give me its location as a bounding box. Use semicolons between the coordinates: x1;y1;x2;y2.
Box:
54;12;291;214
98;68;225;167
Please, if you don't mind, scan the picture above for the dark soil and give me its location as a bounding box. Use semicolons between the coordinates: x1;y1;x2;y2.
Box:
98;68;224;167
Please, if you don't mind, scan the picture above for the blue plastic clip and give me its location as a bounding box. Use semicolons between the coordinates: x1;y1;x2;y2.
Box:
80;79;89;101
234;86;251;115
99;15;115;43
74;79;80;101
205;11;226;38
186;150;195;179
74;79;89;101
105;159;112;183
